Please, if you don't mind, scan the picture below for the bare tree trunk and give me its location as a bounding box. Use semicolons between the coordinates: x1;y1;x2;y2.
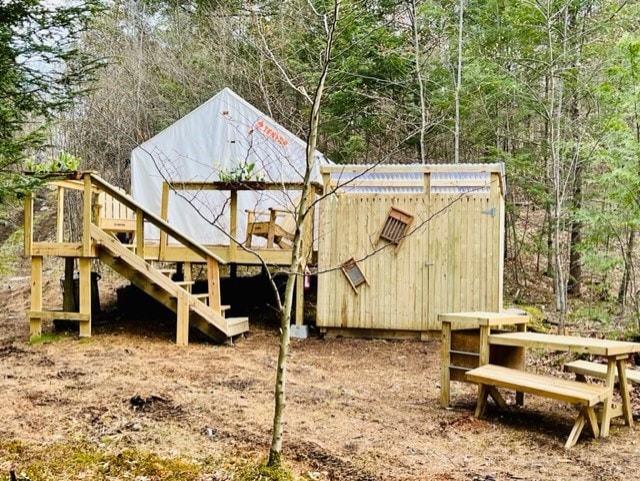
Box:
545;204;553;277
618;229;636;306
567;159;583;297
553;207;567;333
543;71;554;278
267;0;339;467
547;2;569;334
453;0;464;164
409;0;427;164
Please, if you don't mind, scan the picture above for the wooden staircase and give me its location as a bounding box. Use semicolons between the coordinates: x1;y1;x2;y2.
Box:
25;172;249;346
91;225;248;343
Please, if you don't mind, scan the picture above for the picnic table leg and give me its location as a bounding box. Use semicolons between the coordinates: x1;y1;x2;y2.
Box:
440;321;452;407
475;384;489;418
584;406;600;439
478;325;490;365
599;358;617;437
565;409;587;449
616;356;633;427
487;386;508;410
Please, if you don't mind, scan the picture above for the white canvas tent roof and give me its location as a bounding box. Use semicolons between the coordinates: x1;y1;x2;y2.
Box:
131;87;331;245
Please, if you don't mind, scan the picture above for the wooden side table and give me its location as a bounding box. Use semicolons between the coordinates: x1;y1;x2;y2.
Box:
439;311;528;407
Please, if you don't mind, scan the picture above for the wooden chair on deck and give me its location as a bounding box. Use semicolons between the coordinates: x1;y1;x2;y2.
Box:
96;187;136;243
245;207;296;249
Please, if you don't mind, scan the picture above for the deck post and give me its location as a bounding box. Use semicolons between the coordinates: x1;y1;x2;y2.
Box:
24;193;34;257
229;189;237;261
82;173;92;257
92;191;102;229
159;182;169;260
29;256;43;338
136;207;145;258
267;209;277;248
176;289;189;346
207;256;222;314
56;186;65;242
78;257;92;337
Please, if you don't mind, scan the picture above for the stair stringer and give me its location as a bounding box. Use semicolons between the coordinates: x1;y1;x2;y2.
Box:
91;224;248;342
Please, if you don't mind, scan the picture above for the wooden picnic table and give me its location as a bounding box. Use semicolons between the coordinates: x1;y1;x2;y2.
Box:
489;331;640;437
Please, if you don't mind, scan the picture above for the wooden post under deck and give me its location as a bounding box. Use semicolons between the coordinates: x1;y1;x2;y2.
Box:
207;256;222;314
184;262;192;283
229;189;237;262
30;256;43;338
176;289;189;346
159;182;170;260
136;207;145;258
78;257;91;337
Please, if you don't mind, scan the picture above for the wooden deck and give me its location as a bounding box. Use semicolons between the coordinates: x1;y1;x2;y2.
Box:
25;172;251;345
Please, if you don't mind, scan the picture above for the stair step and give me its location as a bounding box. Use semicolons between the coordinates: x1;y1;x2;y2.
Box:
226;317;249;337
192;293;230;309
91;210;243;344
157;268;175;277
151;280;194;295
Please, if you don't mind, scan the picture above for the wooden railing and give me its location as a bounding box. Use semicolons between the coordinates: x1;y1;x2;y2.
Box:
26;172;225;264
24;172;228;339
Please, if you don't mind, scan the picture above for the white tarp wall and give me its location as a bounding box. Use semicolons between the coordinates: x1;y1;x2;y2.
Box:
131;88;329;245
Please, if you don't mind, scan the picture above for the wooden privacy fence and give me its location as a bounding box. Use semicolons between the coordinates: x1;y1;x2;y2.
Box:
316;164;505;337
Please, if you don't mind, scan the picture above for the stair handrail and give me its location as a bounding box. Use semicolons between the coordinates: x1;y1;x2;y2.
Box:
88;173;226;264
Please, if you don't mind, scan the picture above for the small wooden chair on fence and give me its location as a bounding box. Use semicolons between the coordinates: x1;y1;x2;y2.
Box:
245;207;296;249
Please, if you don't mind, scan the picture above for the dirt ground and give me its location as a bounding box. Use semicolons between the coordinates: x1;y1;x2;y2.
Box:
1;273;640;481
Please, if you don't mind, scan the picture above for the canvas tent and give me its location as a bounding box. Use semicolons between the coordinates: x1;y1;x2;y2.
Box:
131;87;330;246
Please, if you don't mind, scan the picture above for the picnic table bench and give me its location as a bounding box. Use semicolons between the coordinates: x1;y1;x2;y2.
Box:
465;364;609;448
564;360;640;385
